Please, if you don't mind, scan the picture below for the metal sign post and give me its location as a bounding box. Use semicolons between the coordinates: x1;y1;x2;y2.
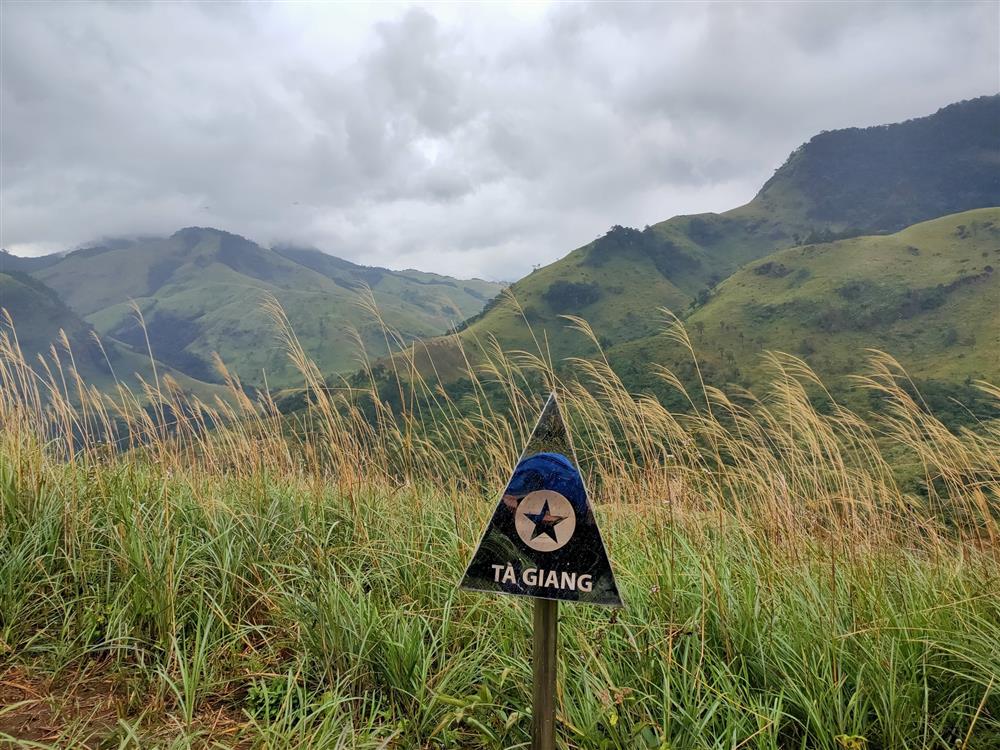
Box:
459;392;622;749
532;598;558;750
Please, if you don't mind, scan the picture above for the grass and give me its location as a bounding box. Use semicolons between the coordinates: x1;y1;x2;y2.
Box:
0;300;998;748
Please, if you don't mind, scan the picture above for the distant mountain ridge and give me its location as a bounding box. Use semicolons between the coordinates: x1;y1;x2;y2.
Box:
7;227;502;388
406;95;1000;389
272;243;497;301
0;249;64;274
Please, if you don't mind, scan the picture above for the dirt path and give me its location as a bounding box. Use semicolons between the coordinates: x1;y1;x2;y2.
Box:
0;666;246;749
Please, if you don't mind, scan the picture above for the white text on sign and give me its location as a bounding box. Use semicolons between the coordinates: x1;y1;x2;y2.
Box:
491;563;593;592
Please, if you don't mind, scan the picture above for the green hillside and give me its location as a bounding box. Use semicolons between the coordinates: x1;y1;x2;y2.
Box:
26;228;502;387
0;271;102;372
415;95;1000;378
609;209;1000;407
0;271;220;398
0;248;64;274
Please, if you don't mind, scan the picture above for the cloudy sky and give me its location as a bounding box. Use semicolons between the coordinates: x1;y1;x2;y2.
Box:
2;1;997;280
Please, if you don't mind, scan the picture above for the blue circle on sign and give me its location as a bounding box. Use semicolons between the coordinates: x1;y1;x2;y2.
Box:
505;452;586;514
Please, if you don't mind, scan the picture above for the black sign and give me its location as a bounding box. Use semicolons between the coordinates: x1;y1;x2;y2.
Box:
460;392;622;607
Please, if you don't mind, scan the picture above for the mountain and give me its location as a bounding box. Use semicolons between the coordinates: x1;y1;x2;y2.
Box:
412;96;1000;379
0;249;64;274
0;271;219;398
608;209;1000;408
754;95;1000;233
23;228;502;387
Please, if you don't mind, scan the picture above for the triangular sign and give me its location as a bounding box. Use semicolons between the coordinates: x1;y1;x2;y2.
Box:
460;392;623;607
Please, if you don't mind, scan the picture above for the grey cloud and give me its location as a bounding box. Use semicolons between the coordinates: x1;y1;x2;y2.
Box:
369;9;469;135
1;1;997;280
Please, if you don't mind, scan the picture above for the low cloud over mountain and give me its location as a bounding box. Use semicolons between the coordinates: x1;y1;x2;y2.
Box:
2;2;997;279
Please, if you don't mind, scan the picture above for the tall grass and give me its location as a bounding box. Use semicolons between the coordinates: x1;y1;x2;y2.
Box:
0;298;997;748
